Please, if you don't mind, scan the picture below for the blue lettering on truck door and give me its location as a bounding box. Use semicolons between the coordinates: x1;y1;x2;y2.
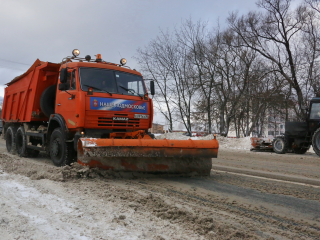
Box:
90;97;148;113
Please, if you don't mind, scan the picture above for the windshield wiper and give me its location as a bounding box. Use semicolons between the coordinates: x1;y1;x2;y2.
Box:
119;86;143;99
84;84;112;96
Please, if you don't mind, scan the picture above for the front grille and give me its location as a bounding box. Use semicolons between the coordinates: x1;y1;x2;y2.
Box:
98;117;140;127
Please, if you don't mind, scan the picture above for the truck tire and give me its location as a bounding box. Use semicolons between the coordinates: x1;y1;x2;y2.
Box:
50;127;75;166
272;137;287;154
6;126;18;154
16;126;39;158
40;85;56;118
312;128;320;156
293;147;309;154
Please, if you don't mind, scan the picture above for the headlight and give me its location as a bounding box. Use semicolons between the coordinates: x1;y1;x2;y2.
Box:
134;114;149;119
120;58;127;66
72;49;80;57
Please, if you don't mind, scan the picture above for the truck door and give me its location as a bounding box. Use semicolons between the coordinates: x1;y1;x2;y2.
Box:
308;102;320;132
55;69;78;129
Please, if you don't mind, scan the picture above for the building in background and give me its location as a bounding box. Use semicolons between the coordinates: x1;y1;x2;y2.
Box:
149;123;164;134
266;116;285;137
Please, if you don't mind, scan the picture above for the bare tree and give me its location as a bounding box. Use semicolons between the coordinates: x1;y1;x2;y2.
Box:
136;31;177;131
228;0;315;119
305;0;320;14
136;29;198;134
301;2;320;98
136;1;320;137
175;19;221;134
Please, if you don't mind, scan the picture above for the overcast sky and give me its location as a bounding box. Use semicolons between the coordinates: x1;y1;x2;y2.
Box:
0;0;259;94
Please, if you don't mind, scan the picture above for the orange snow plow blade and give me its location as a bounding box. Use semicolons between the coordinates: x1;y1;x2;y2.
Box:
77;138;219;176
250;137;273;151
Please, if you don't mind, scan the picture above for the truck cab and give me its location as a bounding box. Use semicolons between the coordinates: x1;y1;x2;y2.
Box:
2;50;154;166
54;58;153;140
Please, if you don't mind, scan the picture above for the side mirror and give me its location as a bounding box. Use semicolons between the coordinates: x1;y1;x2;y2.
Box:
58;83;69;91
60;68;68;83
150;81;155;96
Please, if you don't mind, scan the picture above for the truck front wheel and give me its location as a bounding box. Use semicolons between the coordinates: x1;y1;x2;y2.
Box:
312;128;320;156
6;126;17;154
50;127;75;166
272;137;287;154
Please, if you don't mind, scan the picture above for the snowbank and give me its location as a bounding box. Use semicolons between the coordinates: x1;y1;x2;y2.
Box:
216;136;252;150
155;133;252;151
155;133;318;153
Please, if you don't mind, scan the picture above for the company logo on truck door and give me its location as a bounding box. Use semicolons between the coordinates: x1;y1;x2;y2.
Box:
90;97;148;113
93;99;98;107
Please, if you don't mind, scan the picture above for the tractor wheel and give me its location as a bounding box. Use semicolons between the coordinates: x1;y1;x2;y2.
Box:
40;85;56;118
293;147;309;154
16;126;40;158
312;128;320;156
272;137;287;154
50;127;76;166
6;125;18;154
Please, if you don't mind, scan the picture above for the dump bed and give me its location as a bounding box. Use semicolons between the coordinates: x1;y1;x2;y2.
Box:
1;59;60;123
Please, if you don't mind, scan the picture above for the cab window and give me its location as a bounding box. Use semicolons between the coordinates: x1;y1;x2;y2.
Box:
71;71;76;90
79;68;117;93
64;70;76;90
310;103;320;119
116;71;146;96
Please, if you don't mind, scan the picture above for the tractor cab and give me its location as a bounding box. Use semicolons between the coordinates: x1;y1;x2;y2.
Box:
308;97;320;133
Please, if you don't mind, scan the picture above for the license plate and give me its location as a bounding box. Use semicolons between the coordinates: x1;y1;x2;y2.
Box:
113;117;129;121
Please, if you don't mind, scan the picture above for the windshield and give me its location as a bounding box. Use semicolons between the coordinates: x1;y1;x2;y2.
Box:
79;67;146;96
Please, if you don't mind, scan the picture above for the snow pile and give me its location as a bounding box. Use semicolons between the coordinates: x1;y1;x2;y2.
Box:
155;133;252;151
155;132;191;140
216;136;252;150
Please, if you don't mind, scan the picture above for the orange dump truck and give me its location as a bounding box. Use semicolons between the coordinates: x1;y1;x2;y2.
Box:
1;50;219;175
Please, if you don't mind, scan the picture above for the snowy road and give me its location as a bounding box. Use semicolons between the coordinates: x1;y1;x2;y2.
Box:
1;136;320;239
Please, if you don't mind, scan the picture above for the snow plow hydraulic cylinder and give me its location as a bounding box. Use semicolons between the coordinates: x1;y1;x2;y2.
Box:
77;138;219;176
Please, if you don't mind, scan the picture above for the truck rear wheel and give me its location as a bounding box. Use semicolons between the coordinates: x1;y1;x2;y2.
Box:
272;137;287;154
6;126;17;154
16;126;39;158
312;128;320;156
50;127;75;166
